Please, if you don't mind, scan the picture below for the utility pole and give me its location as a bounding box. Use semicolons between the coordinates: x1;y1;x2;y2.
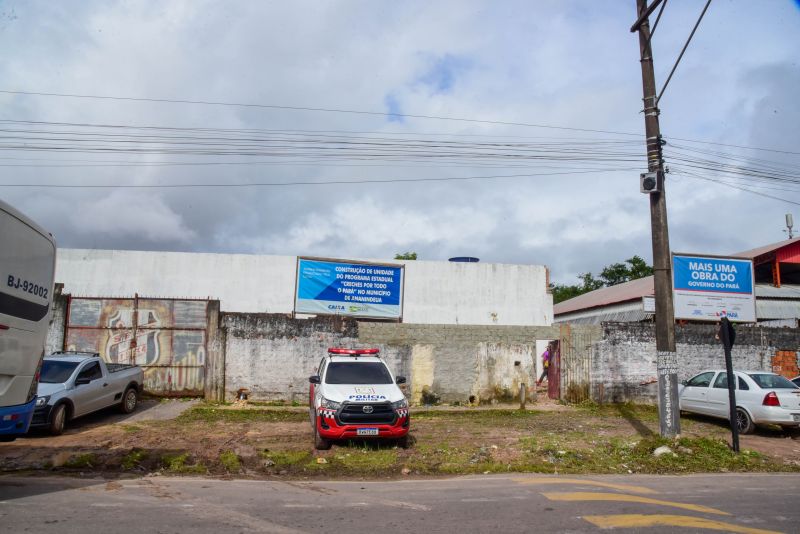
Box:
633;0;680;438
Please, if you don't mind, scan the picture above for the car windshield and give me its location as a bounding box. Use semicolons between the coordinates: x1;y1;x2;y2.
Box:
40;360;79;383
747;374;799;389
325;362;393;384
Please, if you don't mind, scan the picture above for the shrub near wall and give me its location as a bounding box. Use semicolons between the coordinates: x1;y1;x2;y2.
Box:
592;322;800;404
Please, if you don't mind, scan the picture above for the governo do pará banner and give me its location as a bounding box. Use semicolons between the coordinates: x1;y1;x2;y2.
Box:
672;253;756;323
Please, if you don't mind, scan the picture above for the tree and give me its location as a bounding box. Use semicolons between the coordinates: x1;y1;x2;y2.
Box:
394;252;418;260
551;255;653;304
599;255;653;286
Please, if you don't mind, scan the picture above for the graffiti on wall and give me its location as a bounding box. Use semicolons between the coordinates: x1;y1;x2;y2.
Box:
65;298;208;395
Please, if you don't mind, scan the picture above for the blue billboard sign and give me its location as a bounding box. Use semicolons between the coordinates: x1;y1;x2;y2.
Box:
295;258;404;319
672;254;756;322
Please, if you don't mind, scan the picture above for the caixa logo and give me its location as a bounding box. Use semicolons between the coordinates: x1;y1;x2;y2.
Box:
715;310;738;318
327;304;346;311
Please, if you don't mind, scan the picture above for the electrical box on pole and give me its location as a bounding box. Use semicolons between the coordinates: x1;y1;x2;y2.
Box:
640;171;661;194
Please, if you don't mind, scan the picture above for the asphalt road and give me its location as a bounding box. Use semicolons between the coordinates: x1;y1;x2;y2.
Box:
0;473;798;533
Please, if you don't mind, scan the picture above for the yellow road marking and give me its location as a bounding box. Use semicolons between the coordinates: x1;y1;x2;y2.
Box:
542;491;729;515
583;514;781;534
513;477;658;495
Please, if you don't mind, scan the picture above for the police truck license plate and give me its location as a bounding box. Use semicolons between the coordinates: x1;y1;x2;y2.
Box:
357;428;379;436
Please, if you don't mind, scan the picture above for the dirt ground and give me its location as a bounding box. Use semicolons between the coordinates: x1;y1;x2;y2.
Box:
2;398;799;479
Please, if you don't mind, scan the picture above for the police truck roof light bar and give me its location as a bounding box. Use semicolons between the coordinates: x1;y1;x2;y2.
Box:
327;348;380;356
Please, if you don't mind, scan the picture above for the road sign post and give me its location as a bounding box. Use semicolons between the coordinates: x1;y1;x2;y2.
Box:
719;317;740;453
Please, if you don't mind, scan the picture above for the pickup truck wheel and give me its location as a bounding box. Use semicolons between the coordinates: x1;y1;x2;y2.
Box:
397;435;411;449
49;404;66;436
314;423;331;450
120;388;138;414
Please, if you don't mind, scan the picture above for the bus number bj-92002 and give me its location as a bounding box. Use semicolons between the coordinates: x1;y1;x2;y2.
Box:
7;275;50;299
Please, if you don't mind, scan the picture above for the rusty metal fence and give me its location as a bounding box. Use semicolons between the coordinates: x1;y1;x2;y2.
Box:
558;324;594;403
63;296;209;395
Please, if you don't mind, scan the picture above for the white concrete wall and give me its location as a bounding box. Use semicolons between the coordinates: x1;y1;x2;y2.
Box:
56;249;553;326
402;260;551;325
56;249;296;313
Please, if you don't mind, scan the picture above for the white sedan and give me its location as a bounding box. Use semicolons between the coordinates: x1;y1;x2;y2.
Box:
679;370;800;434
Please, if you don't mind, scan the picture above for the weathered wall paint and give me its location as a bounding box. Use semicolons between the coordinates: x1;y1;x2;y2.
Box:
222;314;361;402
409;345;435;405
54;248;553;326
61;296;212;396
220;317;580;404
592;322;800;403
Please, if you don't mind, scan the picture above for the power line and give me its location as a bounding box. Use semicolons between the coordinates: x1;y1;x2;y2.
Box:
676;169;800;206
657;0;713;105
0;168;634;189
0;90;643;137
1;111;795;157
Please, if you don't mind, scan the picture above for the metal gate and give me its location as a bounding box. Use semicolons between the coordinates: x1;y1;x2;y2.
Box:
558;324;593;403
63;296;209;396
547;341;561;400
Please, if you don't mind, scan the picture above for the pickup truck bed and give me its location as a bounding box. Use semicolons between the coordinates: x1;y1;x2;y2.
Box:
107;363;138;373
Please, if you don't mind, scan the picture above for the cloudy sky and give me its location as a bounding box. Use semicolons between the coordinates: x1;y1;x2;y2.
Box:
1;0;798;284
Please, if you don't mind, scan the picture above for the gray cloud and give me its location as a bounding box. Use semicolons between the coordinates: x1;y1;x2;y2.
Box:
0;0;798;286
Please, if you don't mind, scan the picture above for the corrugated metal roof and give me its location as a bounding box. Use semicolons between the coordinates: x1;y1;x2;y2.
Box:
554;276;654;316
757;299;800;319
554;309;654;325
755;283;800;298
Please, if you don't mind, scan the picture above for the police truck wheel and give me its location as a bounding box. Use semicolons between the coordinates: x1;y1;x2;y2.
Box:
314;425;331;450
49;404;66;436
120;388;138;414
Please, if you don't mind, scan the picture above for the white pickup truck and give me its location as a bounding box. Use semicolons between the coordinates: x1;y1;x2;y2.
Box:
30;352;144;435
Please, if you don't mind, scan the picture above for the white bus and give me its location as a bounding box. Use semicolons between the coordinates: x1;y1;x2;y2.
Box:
0;199;56;440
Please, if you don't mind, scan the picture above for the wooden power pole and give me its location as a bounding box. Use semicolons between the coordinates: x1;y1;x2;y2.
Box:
633;0;680;438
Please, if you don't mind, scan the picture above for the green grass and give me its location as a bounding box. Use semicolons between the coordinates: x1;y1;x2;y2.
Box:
260;450;313;468
121;424;143;433
161;452;207;474
177;405;307;424
394;432;781;477
514;435;774;474
63;453;96;469
414;409;543;422
121;449;148;470
334;447;398;473
219;451;242;473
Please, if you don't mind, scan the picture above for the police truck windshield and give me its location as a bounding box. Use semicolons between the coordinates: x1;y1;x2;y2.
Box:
325;362;393;384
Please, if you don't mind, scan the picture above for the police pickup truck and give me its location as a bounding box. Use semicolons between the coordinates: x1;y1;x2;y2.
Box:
309;348;410;450
31;352;144;435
